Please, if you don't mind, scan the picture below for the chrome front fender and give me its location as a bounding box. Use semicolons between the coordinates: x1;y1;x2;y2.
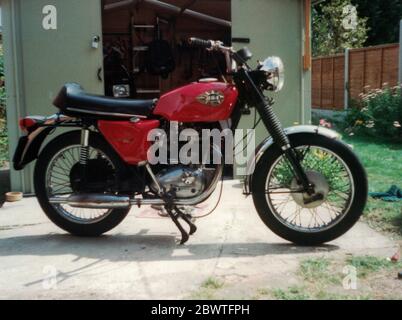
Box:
243;125;341;195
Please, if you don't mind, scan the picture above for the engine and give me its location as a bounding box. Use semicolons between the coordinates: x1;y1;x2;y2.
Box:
149;122;223;199
150;166;216;199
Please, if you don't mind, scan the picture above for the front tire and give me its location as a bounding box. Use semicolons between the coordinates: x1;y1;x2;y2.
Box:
252;133;368;246
34;131;131;237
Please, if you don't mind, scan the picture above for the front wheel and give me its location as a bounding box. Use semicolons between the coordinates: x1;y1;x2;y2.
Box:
252;133;368;246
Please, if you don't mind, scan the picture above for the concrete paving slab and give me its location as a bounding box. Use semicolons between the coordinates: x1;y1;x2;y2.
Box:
0;181;397;300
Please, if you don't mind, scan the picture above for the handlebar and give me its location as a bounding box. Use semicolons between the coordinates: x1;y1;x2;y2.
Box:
189;37;233;53
189;37;213;49
189;37;240;74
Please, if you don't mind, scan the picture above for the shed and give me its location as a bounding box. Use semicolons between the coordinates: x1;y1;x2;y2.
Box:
1;0;313;193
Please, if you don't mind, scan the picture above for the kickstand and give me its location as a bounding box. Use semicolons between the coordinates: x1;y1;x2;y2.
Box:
175;207;198;236
165;205;198;245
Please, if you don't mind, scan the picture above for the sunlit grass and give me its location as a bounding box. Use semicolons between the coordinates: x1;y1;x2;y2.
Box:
347;255;402;278
343;136;402;236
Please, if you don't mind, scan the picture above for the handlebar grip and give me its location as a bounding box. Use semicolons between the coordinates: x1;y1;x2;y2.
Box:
189;37;213;49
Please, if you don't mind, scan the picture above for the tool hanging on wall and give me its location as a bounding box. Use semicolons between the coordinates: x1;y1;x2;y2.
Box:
145;17;176;79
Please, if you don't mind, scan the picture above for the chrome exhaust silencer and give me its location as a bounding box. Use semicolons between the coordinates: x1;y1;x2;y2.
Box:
49;194;131;209
49;146;223;209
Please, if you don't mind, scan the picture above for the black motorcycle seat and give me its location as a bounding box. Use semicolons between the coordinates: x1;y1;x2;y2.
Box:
53;83;157;119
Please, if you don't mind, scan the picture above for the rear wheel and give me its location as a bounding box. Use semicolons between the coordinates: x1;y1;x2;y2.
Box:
252;134;368;246
34;131;131;236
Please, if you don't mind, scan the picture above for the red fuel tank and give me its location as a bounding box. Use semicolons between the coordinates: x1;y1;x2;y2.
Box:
153;82;238;122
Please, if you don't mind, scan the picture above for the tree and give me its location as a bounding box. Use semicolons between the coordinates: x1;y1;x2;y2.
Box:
351;0;402;46
313;0;368;57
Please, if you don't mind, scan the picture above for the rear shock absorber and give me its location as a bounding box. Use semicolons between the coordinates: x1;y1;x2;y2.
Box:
79;128;90;186
80;129;90;165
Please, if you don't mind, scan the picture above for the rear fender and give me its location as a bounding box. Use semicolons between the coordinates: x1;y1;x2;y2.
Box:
13;114;73;171
243;125;341;195
13;127;54;171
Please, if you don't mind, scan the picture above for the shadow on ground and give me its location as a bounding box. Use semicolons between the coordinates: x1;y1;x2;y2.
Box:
0;232;339;262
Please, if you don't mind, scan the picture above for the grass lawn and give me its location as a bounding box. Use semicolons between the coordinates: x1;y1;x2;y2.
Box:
343;135;402;237
192;255;402;300
269;256;402;300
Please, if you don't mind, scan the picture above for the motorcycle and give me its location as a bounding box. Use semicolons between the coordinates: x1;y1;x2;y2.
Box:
13;38;368;245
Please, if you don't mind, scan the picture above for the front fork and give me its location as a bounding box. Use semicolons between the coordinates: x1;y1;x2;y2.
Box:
242;71;314;195
257;99;314;195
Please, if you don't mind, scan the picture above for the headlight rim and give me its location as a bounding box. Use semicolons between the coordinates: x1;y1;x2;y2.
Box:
260;56;285;92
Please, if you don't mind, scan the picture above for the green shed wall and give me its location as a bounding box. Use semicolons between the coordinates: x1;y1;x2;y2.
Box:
232;0;311;144
2;0;104;193
232;0;311;174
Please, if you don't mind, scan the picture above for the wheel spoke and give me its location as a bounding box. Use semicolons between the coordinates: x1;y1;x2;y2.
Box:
46;145;115;224
264;145;354;233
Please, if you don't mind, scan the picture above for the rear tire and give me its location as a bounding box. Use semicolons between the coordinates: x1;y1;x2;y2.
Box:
34;131;131;237
252;133;368;246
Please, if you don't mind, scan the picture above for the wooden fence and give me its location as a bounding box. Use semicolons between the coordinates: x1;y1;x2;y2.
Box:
312;43;400;110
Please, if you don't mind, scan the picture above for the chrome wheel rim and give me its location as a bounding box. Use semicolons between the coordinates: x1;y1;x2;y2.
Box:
45;145;114;224
265;146;355;233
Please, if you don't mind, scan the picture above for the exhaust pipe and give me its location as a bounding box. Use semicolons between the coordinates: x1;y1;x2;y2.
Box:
49;194;166;208
49;194;131;209
49;153;223;209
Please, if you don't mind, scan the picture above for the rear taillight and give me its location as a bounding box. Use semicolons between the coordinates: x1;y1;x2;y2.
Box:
19;118;38;134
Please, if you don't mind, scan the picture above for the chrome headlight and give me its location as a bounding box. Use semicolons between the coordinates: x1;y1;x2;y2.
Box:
113;84;130;98
260;57;285;92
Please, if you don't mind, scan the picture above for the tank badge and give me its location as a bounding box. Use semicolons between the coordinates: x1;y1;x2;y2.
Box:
196;91;225;107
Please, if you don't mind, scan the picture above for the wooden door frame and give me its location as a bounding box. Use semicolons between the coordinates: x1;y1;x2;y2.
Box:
303;0;312;70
